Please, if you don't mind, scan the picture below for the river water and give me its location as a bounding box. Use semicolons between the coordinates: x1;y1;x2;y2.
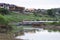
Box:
16;28;60;40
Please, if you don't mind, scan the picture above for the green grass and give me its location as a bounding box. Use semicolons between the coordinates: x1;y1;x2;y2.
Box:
4;12;35;22
4;12;58;22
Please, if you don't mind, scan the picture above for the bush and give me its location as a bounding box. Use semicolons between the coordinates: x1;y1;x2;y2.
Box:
0;14;13;33
0;14;9;25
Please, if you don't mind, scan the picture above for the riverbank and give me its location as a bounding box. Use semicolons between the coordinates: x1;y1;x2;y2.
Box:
9;21;60;32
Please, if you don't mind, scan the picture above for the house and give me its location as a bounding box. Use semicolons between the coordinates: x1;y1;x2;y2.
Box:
8;5;16;11
0;3;25;13
9;5;25;13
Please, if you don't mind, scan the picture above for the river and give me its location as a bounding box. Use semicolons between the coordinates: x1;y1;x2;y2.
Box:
15;27;60;40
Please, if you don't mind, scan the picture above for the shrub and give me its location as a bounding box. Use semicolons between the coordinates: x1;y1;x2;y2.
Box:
0;14;13;33
0;14;9;25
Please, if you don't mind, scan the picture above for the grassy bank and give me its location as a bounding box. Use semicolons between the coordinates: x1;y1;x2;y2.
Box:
4;12;58;22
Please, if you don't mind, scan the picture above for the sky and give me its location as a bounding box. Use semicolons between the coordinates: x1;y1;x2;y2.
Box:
0;0;60;9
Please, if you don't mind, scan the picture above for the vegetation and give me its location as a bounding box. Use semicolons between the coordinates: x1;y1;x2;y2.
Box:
0;8;58;22
0;14;9;25
0;14;13;33
47;9;55;17
0;8;10;15
3;12;58;22
0;8;60;33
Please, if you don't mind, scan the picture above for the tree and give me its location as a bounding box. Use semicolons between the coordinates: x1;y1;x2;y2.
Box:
0;8;10;15
47;9;55;17
37;9;41;13
58;10;60;13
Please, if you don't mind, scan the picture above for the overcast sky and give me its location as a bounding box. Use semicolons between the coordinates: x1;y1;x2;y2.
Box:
0;0;60;9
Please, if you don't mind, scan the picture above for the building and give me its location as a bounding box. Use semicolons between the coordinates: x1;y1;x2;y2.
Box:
0;3;10;9
0;3;25;13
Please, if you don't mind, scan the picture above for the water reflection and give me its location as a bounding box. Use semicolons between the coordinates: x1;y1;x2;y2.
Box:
16;28;60;40
24;29;40;33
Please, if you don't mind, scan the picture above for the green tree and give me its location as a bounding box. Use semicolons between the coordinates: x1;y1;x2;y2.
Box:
0;8;10;15
47;9;55;17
